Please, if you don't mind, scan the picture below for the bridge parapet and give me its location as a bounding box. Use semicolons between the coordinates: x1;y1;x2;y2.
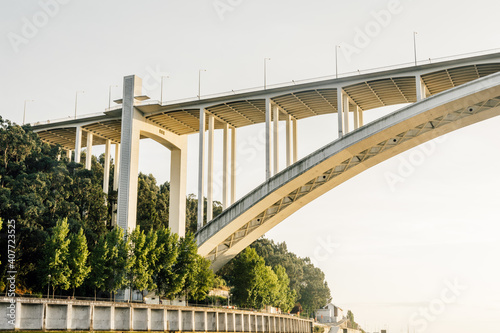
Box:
0;297;313;332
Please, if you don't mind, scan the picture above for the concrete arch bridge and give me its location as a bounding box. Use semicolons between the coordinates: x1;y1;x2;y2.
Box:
32;52;500;270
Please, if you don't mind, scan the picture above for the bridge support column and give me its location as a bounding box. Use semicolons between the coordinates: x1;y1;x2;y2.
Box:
231;127;236;204
117;75;142;233
353;105;359;130
112;143;120;226
336;89;344;137
286;114;292;167
265;97;272;179
103;139;111;195
75;126;82;163
198;108;206;229
293;119;297;163
358;107;364;127
343;92;350;133
169;137;187;237
85;131;93;170
273;104;280;174
223;123;230;209
207;114;215;221
416;74;429;101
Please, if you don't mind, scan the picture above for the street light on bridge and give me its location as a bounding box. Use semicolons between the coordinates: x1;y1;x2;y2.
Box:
335;45;341;78
74;90;85;119
413;31;418;66
198;69;206;100
23;99;34;125
264;57;271;89
108;85;118;109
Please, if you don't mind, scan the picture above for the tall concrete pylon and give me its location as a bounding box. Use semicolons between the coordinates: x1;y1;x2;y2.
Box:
116;75;187;236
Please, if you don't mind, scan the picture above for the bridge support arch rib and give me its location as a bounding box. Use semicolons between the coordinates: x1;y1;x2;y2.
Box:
197;72;500;271
117;75;187;236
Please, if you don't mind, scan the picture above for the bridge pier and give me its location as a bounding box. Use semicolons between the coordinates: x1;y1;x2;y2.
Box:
116;75;187;235
74;126;82;163
85;131;93;170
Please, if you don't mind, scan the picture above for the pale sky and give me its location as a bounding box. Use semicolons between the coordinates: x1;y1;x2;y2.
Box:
2;1;500;332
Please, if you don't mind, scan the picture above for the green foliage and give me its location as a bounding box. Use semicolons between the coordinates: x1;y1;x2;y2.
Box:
0;117;108;291
250;238;331;313
225;247;295;311
154;226;180;297
88;227;131;295
130;226;156;292
273;265;297;312
189;255;215;301
42;218;71;293
68;228;91;295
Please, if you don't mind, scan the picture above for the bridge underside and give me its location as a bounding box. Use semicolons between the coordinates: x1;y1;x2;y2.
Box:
195;73;500;271
35;62;500;148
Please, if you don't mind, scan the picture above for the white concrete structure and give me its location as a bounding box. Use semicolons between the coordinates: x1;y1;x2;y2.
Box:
0;298;313;332
316;304;344;323
31;52;500;261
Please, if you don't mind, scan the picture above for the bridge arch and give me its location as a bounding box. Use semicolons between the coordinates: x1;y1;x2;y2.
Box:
196;72;500;271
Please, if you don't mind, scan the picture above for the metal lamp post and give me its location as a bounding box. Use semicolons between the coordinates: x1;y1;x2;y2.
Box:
47;274;51;299
264;58;271;89
413;32;418;66
23;99;34;125
74;90;85;119
198;70;206;100
108;85;118;109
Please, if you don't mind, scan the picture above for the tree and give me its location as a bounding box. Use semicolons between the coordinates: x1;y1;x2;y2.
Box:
88;232;109;299
176;233;199;297
228;247;279;309
42;218;71;296
272;265;297;312
88;227;131;298
154;226;180;298
188;255;215;301
68;228;91;296
129;226;156;295
250;238;331;313
136;173;159;230
105;227;132;294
